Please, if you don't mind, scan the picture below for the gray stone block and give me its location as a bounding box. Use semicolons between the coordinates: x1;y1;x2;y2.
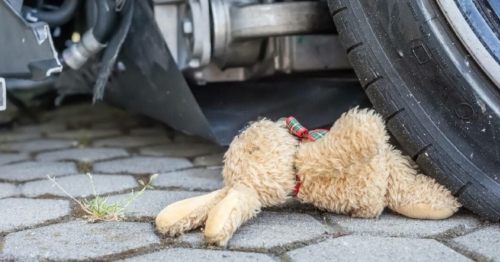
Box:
177;232;205;246
229;212;327;250
179;212;327;250
0;198;70;233
58;111;126;128
270;198;318;212
1;221;160;261
0;183;19;199
91;117;140;130
0;139;75;153
36;148;128;162
0;153;29;165
452;226;500;261
107;190;203;218
140;144;225;158
173;133;212;144
285;236;471;262
94;136;171;148
0;132;40;143
0;161;77;181
153;168;223;191
130;127;170;137
41;102;119;120
327;211;480;238
193;153;224;167
47;129;121;140
122;248;274;262
22;174;138;198
94;157;192;174
14;123;66;134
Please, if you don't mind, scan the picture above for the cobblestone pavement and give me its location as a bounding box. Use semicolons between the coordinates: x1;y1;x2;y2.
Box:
0;102;498;262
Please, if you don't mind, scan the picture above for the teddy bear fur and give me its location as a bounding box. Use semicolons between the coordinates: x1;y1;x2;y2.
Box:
155;108;461;246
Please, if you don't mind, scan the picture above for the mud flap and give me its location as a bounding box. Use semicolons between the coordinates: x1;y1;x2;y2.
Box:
104;0;368;145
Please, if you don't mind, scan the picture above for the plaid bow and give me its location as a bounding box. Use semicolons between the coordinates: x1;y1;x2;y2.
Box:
286;117;329;141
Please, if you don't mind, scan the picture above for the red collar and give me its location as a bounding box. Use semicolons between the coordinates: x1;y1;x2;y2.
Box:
292;174;302;197
285;116;329;197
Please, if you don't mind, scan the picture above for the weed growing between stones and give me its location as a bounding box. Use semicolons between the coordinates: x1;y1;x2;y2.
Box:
77;130;92;147
47;173;158;222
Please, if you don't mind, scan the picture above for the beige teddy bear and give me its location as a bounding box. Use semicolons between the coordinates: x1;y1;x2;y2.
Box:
155;108;460;246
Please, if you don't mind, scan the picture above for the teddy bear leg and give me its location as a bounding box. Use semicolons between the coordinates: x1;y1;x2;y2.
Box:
204;185;261;246
385;149;461;219
156;188;228;236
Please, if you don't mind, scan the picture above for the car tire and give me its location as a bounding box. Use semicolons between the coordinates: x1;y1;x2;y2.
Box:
328;0;500;221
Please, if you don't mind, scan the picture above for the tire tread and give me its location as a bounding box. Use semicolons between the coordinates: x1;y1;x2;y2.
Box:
328;0;500;221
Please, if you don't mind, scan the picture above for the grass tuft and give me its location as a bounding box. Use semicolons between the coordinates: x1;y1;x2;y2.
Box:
47;173;158;222
77;130;93;147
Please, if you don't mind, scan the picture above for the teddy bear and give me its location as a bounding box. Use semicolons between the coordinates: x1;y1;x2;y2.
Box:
155;108;461;246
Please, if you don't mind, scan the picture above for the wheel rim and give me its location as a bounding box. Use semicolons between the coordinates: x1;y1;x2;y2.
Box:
436;0;500;89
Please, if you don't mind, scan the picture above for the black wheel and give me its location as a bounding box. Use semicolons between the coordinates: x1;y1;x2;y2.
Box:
328;0;500;221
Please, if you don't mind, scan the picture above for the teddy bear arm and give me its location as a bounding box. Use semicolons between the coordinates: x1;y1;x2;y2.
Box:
295;109;390;177
328;108;389;161
155;189;228;236
385;149;461;219
205;186;261;246
297;154;388;218
387;174;460;219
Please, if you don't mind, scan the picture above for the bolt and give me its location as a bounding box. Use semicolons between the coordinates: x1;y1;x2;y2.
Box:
194;71;203;79
189;59;200;68
117;61;126;71
194;71;206;85
183;20;193;35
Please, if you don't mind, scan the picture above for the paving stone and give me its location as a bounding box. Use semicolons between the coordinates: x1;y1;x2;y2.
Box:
140;143;225;158
173;133;212;144
94;136;171;148
0;102;18;124
94;157;192;174
46;107;126;128
452;226;500;261
0;183;20;199
0;161;77;181
0;198;70;233
0;221;160;261
271;198;317;212
22;174;138;198
91;117;141;130
153;168;223;191
179;212;327;250
47;129;121;140
230;212;327;249
130;127;170;137
0;132;40;143
285;236;471;262
0;153;30;165
193;153;224;167
0;139;75;153
327;211;480;238
177;231;205;246
36;148;128;162
13;123;67;135
107;190;203;218
42;102;119;121
121;248;274;262
15;122;67;133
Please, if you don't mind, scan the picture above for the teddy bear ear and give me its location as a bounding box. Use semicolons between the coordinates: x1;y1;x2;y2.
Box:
238;116;272;135
237;124;250;135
